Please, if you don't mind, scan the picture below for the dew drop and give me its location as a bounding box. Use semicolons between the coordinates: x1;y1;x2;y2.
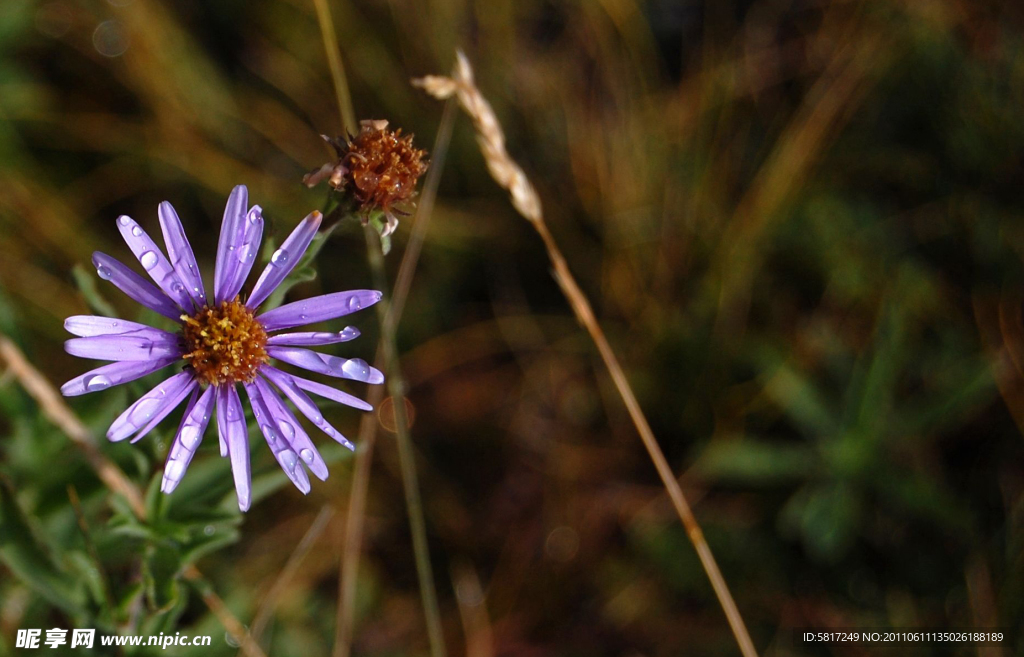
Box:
96;265;113;280
339;326;360;340
279;421;296;440
164;458;185;481
140;251;158;271
271;248;290;266
118;216;131;226
226;403;240;420
346;295;362;311
299;448;314;464
180;425;201;449
280;449;298;471
131;225;143;237
204;525;215;536
132;398;161;421
84;374;112;392
341;358;371;381
236;242;254;264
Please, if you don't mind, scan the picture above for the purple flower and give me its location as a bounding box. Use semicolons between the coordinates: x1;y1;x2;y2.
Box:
62;185;383;511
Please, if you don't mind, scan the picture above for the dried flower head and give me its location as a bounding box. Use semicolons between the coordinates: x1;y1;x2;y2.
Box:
304;119;429;236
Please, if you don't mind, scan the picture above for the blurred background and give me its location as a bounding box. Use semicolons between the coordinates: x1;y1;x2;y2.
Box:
1;0;1023;655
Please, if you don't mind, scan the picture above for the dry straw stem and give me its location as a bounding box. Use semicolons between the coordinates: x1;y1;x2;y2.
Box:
0;335;268;657
414;53;759;657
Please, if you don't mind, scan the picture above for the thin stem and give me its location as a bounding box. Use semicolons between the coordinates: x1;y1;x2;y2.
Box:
333;370;385;657
414;55;758;657
366;226;448;657
312;0;357;135
248;506;335;649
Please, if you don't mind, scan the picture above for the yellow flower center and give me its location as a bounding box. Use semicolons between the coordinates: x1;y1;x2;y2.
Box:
181;298;269;386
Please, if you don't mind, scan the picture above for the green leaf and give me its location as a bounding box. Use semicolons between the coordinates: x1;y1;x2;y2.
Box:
779;484;861;562
143;542;183;613
0;477;88;616
695;436;818;484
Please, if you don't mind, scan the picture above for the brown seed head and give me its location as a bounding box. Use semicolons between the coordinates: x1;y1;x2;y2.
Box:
182;298;269;386
335;120;429;212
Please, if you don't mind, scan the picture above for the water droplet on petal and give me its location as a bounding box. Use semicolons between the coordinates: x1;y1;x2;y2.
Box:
164;458;185;481
299;448;314;464
118;216;131;226
140;251;158;270
131;225;143;237
271;248;289;265
180;425;201;449
341;358;371;381
226;403;240;420
96;265;113;280
340;326;360;340
280;449;298;471
236;242;254;264
84;374;112;391
279;421;295;440
132;398;161;422
346;295;362;311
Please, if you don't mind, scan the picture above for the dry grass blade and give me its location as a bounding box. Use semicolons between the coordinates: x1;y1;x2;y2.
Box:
0;335;268;657
414;52;759;657
312;0;357;135
247;506;336;651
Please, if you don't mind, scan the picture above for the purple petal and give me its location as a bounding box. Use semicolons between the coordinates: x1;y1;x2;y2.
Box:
261;368;354;449
128;377;196;445
64;332;181;362
257;290;382;332
242;381;312;494
107;371;195;442
92;252;182;321
220;205;263;304
267;346;384;384
214;185;249;305
246;211;322;310
266;326;360;347
158;201;207;307
253;377;329;480
64;316;157;337
216;384;251;511
61;357;178;396
116;215;194;311
162;386;215;494
262;364;373;411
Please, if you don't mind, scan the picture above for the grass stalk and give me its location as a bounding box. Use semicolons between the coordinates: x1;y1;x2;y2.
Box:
365;226;448;657
312;0;357;135
415;52;758;657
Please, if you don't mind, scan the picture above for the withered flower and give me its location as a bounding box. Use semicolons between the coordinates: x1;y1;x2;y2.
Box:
304;119;429;236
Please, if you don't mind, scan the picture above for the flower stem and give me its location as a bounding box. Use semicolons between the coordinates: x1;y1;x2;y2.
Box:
312;0;357;135
365;227;448;657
